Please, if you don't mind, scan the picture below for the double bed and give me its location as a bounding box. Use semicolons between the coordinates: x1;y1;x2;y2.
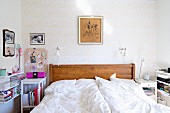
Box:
31;64;170;113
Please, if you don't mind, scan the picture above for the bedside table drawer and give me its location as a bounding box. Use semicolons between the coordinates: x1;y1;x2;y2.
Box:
140;83;156;87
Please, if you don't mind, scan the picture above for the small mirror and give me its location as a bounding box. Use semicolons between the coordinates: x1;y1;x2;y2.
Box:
3;29;15;57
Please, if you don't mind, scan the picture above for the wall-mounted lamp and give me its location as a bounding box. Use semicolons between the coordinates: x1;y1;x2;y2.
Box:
119;47;126;64
56;47;60;56
119;47;126;56
56;47;60;66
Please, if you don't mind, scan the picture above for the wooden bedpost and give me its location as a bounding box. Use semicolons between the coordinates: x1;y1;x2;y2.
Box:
49;64;53;84
132;63;135;80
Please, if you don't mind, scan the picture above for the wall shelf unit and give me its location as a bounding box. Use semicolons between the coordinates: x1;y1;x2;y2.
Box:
157;71;170;106
0;72;25;104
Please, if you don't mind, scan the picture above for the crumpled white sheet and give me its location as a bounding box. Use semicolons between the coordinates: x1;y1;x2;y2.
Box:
97;77;170;113
31;82;111;113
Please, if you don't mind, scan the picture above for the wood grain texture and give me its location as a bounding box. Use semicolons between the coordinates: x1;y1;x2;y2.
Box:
49;64;135;83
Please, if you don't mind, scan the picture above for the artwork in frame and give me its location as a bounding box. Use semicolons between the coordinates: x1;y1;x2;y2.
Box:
79;16;103;45
4;29;15;44
30;33;45;45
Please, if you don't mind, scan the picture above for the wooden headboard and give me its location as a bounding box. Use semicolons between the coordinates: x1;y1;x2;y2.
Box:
49;64;135;83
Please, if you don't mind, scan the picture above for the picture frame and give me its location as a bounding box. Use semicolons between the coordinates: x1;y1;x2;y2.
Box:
4;29;15;44
30;33;45;45
78;16;103;45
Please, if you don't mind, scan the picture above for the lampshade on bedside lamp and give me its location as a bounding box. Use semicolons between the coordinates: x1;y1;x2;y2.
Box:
139;58;144;79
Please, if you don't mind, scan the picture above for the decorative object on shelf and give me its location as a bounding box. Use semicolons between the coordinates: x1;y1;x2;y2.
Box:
30;33;45;45
24;48;48;73
143;73;150;81
78;16;103;44
3;29;15;57
119;47;126;64
12;66;20;73
139;58;145;79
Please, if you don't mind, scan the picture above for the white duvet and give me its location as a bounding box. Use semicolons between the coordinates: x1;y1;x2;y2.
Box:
31;81;111;113
97;77;170;113
31;78;170;113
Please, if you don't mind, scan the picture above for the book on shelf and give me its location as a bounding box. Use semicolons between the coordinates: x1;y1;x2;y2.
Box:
0;91;12;102
24;88;39;106
0;96;12;102
34;88;38;106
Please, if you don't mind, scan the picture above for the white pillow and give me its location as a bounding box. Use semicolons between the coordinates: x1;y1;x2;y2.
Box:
45;79;76;95
110;77;134;83
109;73;116;81
95;76;110;84
51;79;76;86
76;79;95;85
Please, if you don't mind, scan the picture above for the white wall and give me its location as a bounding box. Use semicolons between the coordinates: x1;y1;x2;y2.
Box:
157;0;170;69
0;0;22;71
0;0;21;113
21;0;158;79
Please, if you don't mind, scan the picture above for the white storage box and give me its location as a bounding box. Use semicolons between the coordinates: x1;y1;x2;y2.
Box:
0;82;10;91
0;76;10;84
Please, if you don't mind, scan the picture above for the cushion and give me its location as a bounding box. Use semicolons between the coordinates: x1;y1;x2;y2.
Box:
110;73;116;80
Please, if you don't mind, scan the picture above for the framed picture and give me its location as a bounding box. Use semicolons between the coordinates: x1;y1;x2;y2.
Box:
5;47;15;56
30;33;45;45
79;16;103;44
4;29;15;44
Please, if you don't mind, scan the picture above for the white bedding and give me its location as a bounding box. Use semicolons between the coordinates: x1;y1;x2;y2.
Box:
31;81;111;113
31;78;170;113
97;77;170;113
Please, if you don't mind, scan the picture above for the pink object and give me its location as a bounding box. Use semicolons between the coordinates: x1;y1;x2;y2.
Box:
26;72;46;78
19;48;23;56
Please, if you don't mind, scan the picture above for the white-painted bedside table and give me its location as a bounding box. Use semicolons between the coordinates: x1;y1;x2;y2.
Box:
135;79;157;102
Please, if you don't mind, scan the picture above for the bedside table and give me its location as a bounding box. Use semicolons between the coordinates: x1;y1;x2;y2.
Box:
135;79;157;102
21;77;47;113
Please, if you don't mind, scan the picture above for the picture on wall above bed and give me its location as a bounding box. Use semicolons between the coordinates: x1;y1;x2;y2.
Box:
78;16;103;45
30;33;45;45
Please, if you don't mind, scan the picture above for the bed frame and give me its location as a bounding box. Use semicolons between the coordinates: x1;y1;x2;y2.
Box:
49;64;135;83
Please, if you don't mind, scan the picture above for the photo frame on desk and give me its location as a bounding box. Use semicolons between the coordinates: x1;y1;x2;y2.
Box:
78;16;103;45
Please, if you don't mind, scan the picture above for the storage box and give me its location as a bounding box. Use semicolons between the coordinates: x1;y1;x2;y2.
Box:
0;82;10;91
26;72;46;78
0;69;6;76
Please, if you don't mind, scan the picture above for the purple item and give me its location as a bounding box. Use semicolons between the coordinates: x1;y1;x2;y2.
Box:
26;72;46;78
